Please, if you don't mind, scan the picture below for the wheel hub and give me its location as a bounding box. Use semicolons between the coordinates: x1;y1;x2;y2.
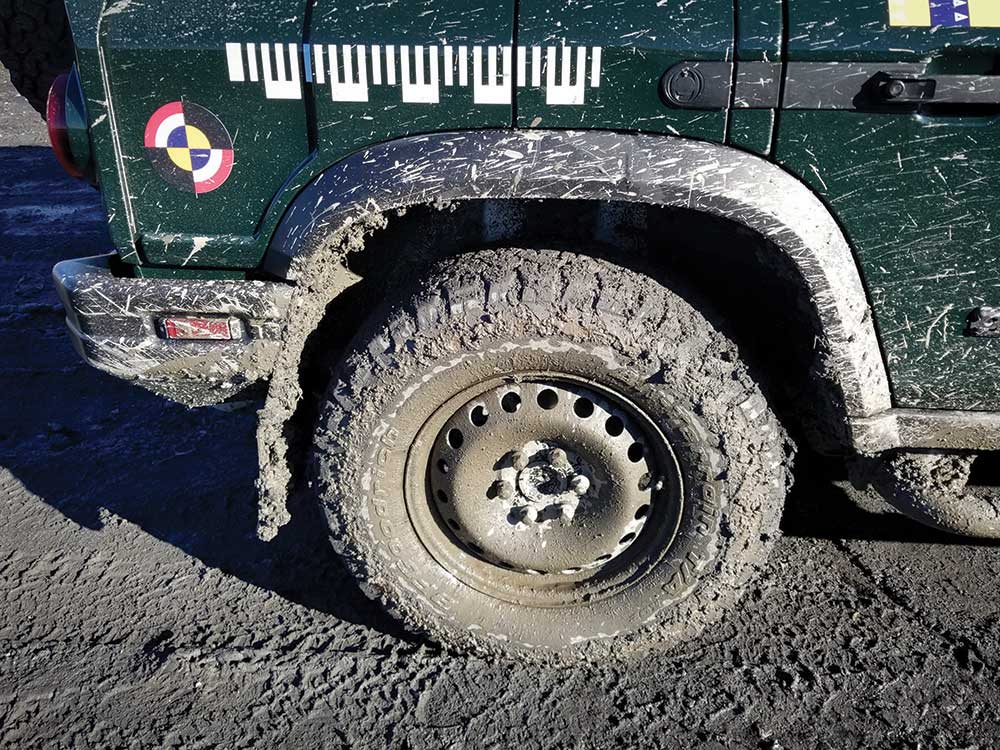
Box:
496;442;591;524
428;380;667;575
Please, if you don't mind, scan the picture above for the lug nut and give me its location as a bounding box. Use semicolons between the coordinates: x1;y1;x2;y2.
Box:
568;474;590;496
511;449;529;471
639;473;664;492
548;448;570;470
522;506;538;524
491;480;514;500
556;503;576;522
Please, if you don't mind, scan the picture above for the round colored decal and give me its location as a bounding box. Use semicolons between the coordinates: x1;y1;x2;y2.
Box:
143;101;234;194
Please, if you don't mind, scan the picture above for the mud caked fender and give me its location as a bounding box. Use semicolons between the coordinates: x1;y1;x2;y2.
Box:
255;129;891;539
266;130;891;421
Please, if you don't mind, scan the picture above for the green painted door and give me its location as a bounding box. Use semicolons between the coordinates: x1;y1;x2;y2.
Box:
773;1;1000;410
515;0;735;141
309;0;515;161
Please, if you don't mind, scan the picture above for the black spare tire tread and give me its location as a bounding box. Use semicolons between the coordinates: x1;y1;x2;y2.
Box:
312;248;790;660
0;0;74;117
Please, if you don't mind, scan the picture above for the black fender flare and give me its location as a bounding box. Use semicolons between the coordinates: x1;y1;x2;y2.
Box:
254;130;892;540
267;129;890;419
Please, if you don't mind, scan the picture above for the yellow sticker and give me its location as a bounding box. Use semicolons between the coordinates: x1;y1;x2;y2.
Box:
889;0;1000;26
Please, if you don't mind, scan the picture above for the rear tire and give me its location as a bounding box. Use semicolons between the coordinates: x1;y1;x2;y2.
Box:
312;249;790;659
0;0;74;117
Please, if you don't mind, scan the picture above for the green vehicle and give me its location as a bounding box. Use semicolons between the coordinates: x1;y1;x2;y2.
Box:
15;0;1000;658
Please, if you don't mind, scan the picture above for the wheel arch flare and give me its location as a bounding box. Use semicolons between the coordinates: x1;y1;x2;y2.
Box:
255;130;890;540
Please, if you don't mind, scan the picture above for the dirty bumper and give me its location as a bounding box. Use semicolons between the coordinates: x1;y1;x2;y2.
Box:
53;255;292;406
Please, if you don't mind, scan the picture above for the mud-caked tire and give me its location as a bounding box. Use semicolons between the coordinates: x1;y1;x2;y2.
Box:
0;0;74;117
312;249;790;659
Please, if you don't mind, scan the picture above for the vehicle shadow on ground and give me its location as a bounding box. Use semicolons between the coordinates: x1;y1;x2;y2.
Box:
0;147;409;640
1;386;409;640
781;453;1000;548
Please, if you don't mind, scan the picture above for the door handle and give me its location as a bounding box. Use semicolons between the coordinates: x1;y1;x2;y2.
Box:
873;71;1000;106
879;76;936;103
783;62;1000;112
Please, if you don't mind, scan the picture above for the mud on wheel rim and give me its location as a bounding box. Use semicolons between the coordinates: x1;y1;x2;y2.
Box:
405;373;684;608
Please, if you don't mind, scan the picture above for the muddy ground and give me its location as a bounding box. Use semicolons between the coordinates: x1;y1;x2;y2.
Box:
3;90;1000;750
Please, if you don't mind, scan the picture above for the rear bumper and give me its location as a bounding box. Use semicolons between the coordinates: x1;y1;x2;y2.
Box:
53;255;292;406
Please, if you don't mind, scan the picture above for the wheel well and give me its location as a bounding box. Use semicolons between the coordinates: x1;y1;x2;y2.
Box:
286;199;847;477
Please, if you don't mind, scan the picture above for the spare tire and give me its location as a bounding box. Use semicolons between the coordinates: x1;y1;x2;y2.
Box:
0;0;74;117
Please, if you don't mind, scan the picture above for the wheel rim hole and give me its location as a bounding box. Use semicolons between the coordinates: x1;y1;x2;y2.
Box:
436;489;449;504
573;397;595;418
536;388;559;410
634;504;650;520
468;543;485;555
605;415;625;437
437;458;449;474
619;532;636;545
447;428;464;449
501;392;522;413
447;518;460;531
595;554;612;563
469;405;489;427
627;442;645;463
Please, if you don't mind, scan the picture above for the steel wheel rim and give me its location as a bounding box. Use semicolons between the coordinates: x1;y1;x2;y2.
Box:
404;372;685;608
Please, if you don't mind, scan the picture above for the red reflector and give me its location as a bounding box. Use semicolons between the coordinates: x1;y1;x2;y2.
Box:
46;73;84;179
162;318;234;341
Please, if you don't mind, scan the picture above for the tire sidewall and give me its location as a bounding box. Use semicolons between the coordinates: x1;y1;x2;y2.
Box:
314;250;783;656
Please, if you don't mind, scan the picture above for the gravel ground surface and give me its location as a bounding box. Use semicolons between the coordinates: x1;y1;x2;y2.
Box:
2;91;1000;749
0;73;46;146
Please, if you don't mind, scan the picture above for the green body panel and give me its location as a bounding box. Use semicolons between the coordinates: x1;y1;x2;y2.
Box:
69;0;515;268
65;0;1000;412
71;0;737;269
735;0;782;60
728;108;775;155
515;0;732;139
91;2;308;267
727;0;782;154
773;2;1000;410
71;0;742;270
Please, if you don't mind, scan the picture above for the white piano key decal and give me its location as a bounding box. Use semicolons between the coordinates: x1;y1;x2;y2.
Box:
443;45;455;87
385;44;397;86
246;42;259;82
312;44;326;85
259;43;302;100
458;45;469;87
400;45;440;104
225;42;244;82
328;44;369;102
473;45;513;105
545;45;588;105
225;43;602;107
370;45;382;85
